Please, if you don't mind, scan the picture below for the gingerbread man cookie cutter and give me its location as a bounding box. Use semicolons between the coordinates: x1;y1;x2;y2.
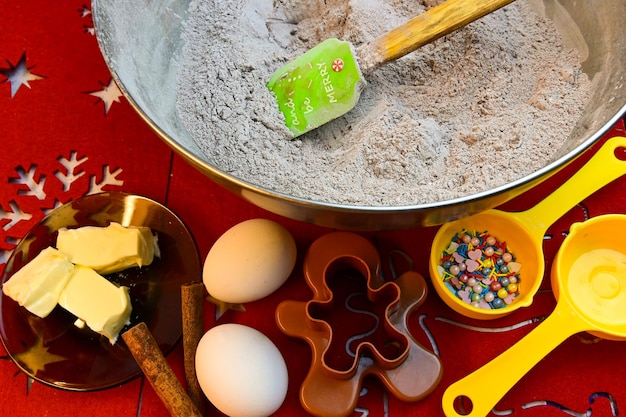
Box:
275;232;442;417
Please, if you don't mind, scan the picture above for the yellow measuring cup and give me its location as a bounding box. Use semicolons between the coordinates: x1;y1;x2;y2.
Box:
430;136;626;320
442;213;626;416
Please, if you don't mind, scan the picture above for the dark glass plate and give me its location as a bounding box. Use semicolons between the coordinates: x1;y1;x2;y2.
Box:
0;192;200;391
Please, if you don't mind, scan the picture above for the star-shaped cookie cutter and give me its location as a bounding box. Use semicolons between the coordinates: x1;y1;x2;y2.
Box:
276;232;442;417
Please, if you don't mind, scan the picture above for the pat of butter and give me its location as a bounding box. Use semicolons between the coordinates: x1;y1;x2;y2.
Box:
57;222;158;275
2;247;74;318
58;265;132;345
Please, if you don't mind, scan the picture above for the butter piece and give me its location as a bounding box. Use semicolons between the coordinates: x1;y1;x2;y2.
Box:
58;265;132;344
57;222;157;275
2;247;74;318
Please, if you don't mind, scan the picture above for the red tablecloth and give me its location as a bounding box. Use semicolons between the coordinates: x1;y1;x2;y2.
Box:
1;2;626;416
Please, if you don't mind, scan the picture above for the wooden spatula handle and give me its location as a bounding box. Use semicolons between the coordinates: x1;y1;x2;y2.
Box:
356;0;516;72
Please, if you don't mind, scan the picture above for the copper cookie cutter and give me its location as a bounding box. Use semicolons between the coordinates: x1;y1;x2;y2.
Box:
276;232;442;417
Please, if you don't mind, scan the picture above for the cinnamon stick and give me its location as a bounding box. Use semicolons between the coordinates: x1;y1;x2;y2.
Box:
181;282;207;414
122;322;202;417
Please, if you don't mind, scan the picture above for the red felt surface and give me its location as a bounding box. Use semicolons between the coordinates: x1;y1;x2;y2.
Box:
1;2;626;416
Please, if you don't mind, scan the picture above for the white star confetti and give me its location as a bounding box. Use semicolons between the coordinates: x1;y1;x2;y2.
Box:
0;52;46;98
78;4;91;18
78;5;95;35
87;78;123;115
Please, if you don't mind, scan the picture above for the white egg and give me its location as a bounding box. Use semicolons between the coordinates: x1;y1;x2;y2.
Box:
203;218;297;303
195;323;289;417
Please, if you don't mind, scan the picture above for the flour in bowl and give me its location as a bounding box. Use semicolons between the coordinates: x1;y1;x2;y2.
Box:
176;0;591;206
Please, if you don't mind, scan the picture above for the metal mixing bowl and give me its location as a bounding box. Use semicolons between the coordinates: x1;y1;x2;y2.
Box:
92;0;625;230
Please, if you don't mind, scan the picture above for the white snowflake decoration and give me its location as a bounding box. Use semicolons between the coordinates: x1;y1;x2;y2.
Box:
11;165;46;200
1;153;124;266
1;201;33;231
55;151;87;191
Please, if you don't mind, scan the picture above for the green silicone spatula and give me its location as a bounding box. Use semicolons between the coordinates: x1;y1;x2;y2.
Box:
267;0;516;137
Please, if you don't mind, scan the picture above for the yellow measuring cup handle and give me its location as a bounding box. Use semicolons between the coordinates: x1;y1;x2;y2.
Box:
515;136;626;237
441;302;588;417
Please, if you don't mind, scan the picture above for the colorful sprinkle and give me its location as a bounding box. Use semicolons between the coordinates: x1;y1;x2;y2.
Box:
439;230;521;310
